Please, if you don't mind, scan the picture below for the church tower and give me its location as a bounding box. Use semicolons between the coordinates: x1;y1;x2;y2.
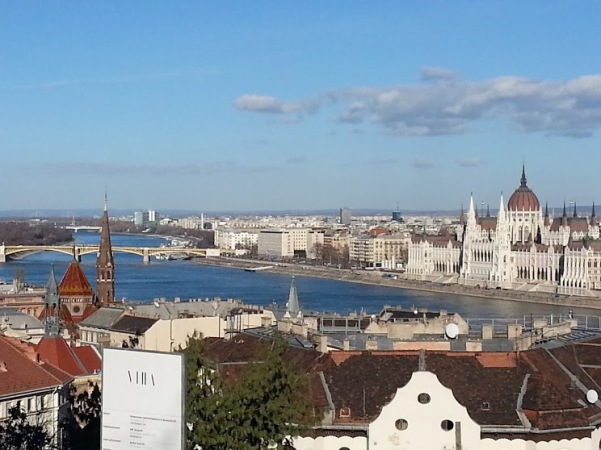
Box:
96;193;115;305
44;265;61;337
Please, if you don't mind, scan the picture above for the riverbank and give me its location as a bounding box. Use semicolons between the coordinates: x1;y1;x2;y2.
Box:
193;257;601;311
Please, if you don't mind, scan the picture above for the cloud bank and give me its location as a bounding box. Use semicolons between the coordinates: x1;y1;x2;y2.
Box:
235;70;601;138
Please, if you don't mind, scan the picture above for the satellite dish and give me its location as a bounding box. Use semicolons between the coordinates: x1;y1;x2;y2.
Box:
445;323;459;339
586;389;598;404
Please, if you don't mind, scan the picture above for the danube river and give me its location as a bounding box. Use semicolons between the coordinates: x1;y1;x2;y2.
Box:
1;232;601;321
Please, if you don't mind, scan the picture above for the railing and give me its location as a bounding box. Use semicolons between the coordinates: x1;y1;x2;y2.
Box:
466;314;601;335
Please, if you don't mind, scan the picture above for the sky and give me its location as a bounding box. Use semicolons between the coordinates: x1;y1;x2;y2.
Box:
1;2;600;213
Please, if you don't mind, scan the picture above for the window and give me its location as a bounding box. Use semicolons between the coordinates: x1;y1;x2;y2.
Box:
441;420;454;431
481;401;490;411
395;419;408;430
417;393;431;404
27;398;33;412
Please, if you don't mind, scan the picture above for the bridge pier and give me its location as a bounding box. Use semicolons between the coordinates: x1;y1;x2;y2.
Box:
143;248;150;264
0;244;5;263
73;246;82;262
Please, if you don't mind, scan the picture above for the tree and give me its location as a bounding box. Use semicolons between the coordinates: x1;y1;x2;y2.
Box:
61;382;102;450
0;406;53;450
311;242;324;262
181;335;313;449
229;340;313;448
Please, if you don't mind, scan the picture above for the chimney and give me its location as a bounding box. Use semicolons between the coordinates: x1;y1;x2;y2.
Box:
317;335;328;353
0;360;6;372
343;339;350;351
482;324;493;340
365;339;378;351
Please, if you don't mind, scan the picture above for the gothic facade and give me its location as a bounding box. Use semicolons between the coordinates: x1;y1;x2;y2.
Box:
406;167;601;296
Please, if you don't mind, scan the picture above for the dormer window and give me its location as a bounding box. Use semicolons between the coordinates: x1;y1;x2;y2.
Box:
481;401;490;411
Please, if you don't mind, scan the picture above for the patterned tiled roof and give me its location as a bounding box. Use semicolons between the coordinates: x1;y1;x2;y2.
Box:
59;261;94;298
38;304;74;326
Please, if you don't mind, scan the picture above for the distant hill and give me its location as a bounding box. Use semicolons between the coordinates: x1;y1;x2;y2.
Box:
0;206;593;219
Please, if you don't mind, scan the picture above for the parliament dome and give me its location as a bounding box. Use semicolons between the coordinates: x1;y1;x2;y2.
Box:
508;166;540;211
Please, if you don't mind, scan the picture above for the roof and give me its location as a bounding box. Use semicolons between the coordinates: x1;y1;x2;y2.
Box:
130;299;262;320
1;308;45;330
0;335;68;396
201;336;601;434
110;315;158;334
37;336;87;376
38;304;74;327
59;261;94;298
203;334;331;374
72;346;102;374
477;217;497;231
79;307;124;329
507;167;540;212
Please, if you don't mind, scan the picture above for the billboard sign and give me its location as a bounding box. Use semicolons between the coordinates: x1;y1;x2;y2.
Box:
101;347;185;450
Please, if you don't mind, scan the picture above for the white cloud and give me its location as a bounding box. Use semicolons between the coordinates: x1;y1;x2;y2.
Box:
420;66;459;82
413;158;435;169
456;157;485;167
234;94;317;115
235;71;601;138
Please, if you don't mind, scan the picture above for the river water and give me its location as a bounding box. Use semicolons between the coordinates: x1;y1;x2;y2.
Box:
1;232;600;321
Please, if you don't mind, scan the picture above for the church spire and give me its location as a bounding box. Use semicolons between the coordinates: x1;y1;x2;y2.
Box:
520;163;527;187
467;193;476;224
284;276;301;319
498;193;506;222
573;202;578;218
96;193;115;305
562;201;568;227
544;202;550;226
44;265;60;337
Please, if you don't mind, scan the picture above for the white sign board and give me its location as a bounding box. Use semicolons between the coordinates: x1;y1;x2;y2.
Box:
101;347;185;450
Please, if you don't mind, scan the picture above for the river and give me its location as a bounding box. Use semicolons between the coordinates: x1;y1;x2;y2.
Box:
1;231;600;321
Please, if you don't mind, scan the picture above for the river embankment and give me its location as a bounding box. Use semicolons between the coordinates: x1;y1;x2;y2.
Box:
193;257;601;311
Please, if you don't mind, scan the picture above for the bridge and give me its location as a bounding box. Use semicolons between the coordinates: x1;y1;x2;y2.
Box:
0;244;207;264
63;225;102;232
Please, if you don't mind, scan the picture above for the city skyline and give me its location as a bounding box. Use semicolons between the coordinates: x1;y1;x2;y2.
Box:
2;2;600;211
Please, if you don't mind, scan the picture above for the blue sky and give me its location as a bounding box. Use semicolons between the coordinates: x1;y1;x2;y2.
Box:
1;2;600;213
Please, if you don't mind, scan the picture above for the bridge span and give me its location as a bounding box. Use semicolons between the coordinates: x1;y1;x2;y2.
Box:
0;244;207;264
63;225;102;232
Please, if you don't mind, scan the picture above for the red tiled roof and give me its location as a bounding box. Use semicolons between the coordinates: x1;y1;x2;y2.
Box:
569;217;589;232
478;217;497;231
59;261;94;298
37;336;87;376
39;361;73;384
73;346;102;374
0;336;66;396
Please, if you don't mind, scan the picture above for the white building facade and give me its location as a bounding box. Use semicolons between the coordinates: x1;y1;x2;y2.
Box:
406;167;601;296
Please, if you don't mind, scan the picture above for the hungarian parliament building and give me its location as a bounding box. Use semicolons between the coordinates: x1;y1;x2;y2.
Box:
406;167;601;297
